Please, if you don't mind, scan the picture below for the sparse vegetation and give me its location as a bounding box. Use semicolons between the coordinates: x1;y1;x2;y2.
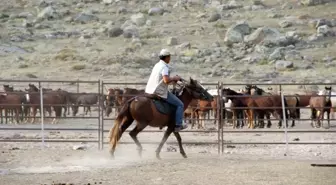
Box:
0;0;335;83
71;64;86;71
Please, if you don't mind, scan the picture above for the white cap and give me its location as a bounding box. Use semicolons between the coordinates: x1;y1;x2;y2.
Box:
159;49;171;56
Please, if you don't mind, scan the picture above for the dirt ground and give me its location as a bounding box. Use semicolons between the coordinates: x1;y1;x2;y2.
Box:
1;108;336;185
0;83;334;185
1;143;336;185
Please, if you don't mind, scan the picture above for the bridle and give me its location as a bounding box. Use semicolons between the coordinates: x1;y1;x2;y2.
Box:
172;78;187;97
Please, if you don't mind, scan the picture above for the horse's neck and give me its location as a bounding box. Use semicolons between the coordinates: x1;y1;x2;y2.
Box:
178;91;193;111
228;92;246;103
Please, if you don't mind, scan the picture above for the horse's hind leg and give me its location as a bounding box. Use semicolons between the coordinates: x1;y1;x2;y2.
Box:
129;124;147;158
173;132;187;158
156;128;173;160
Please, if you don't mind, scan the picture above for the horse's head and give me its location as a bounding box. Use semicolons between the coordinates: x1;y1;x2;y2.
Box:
245;85;252;93
27;83;39;92
179;77;214;101
250;85;264;95
3;84;13;92
324;86;332;102
221;88;238;103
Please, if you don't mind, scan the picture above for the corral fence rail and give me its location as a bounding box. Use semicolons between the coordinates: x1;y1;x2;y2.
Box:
0;80;335;155
0;79;102;149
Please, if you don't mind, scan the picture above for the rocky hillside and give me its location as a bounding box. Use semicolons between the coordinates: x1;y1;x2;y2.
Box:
1;0;336;86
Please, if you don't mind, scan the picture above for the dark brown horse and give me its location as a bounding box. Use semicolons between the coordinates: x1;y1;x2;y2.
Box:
25;89;63;124
221;88;255;128
26;84;69;117
108;78;214;159
2;85;30;123
223;88;288;129
250;85;300;128
309;86;332;128
0;93;22;124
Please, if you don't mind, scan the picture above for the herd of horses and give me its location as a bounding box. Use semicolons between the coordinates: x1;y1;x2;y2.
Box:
0;79;334;159
107;78;335;159
0;82;335;130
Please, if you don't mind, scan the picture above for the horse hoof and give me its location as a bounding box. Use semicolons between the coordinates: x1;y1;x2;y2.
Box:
181;153;188;158
156;153;161;160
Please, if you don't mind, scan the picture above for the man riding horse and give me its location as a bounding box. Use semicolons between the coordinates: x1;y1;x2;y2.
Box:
145;49;188;132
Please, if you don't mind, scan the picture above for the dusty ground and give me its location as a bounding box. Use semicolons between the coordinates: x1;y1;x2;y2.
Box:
1;107;336;185
1;142;336;185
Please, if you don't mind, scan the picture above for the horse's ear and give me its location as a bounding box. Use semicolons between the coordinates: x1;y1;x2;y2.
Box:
189;77;195;84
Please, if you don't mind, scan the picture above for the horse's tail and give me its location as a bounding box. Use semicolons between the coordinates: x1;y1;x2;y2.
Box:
109;97;135;151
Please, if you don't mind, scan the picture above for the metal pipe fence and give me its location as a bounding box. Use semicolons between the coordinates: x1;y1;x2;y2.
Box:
0;79;102;149
0;80;336;155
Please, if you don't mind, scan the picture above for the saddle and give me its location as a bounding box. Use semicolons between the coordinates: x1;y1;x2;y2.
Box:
142;93;176;115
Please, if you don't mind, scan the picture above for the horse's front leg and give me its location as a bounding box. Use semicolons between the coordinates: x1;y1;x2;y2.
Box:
156;128;173;160
317;110;323;128
173;132;187;158
326;110;330;129
30;107;37;124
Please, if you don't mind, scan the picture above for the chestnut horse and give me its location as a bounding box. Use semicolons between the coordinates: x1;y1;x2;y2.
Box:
105;88;124;117
197;97;217;129
184;99;199;129
310;86;332;128
108;78;214;159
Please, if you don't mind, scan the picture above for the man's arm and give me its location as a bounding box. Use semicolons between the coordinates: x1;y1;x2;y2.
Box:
162;67;179;84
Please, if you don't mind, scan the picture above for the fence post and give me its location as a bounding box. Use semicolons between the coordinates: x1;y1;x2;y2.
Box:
217;81;221;155
98;80;101;150
280;84;289;156
76;79;79;93
101;80;105;150
220;82;224;155
38;81;45;148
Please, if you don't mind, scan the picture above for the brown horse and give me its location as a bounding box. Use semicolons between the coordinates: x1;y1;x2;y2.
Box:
250;85;300;128
249;85;273;128
0;93;22;124
108;78;214;159
309;86;332;128
196;98;218;129
184;99;199;129
221;88;254;129
3;85;30;123
121;88;145;103
105;88;124;117
223;88;288;129
25;89;63;124
26;84;69;117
